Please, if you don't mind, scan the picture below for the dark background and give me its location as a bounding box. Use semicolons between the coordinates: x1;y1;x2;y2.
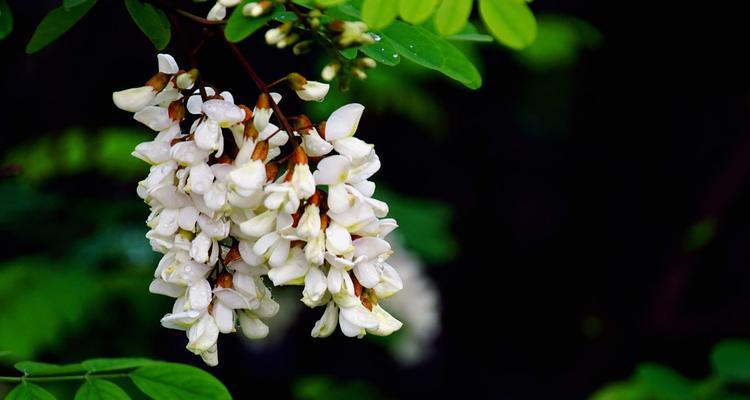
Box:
3;1;750;398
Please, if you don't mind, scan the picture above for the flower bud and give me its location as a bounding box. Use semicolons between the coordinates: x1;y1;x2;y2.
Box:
356;57;377;69
265;161;279;182
112;86;156;113
146;72;170;91
239;104;253;122
176;68;199;90
277;33;299;49
242;1;272;17
293;40;314;55
168;100;186;122
294;114;313;134
251;140;269;161
265;22;292;46
321;62;340;82
217;272;234;288
352;67;367;80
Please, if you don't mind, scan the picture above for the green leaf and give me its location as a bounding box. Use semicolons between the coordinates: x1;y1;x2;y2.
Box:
514;14;602;71
447;22;494;42
433;0;472;36
6;382;57;400
590;381;648;400
82;358;154;373
15;361;86;376
634;363;695;400
123;0;171;50
398;0;438;24
75;379;131;400
478;0;537;49
63;0;90;8
339;47;358;59
712;339;750;383
361;0;398;29
0;0;13;39
225;0;276;42
360;37;400;66
25;0;98;54
272;10;297;22
380;20;481;89
129;362;231;400
315;0;349;6
0;261;101;361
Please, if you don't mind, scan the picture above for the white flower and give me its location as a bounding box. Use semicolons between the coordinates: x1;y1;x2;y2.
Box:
207;2;226;21
295;81;330;102
113;86;157;113
291;162;315;199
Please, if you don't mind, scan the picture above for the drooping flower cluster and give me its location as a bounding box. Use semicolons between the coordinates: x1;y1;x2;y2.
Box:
113;54;403;366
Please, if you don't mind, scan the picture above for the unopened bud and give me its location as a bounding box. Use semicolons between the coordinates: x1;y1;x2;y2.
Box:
320;213;329;231
168;100;185;122
286;72;308;91
175;68;198;90
277;33;299;49
256;93;270;110
224;246;241;265
321;62;340;82
239;104;253;122
352;67;367;80
317;121;326;140
292;146;308;165
242;0;272;17
308;190;321;206
146;72;170;92
293;40;314;55
357;57;377;69
293;114;313;134
265;22;292;46
265;162;279;182
217;271;234;288
244;121;260;140
251;140;269;161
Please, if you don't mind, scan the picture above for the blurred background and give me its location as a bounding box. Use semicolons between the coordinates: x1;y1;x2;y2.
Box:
2;0;750;398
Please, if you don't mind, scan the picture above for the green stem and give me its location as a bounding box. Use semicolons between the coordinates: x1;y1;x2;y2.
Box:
0;373;129;383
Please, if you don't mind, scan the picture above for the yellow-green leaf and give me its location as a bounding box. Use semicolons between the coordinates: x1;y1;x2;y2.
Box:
478;0;537;49
361;0;398;29
398;0;438;24
434;0;472;35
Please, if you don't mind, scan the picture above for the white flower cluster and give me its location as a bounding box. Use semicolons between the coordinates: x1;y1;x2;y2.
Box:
113;54;403;366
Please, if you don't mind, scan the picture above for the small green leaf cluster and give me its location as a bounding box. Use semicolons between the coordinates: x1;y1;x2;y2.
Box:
2;359;231;400
591;339;750;400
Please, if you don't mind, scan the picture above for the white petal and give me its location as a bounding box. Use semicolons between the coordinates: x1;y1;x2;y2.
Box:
302;129;334;157
214;288;258;309
213;301;236;333
149;279;185;298
195;120;221;151
340;304;379;329
157;53;179;74
354;260;379;288
325;222;353;255
366;304;403;336
112;86;155;113
311;301;338;338
327;183;351;214
325;103;364;141
333;137;373;160
239;312;269;339
134;106;172;131
313;155;350;185
302;266;328;304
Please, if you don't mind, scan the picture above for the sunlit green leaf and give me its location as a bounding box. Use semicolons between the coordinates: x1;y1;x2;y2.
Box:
82;358;154;373
380;21;481;89
0;0;13;39
26;0;98;54
712;339;750;383
316;0;349;6
15;362;86;376
634;363;695;400
225;0;277;42
478;0;537;49
447;22;494;42
6;382;57;400
75;379;131;400
123;0;171;50
361;0;398;29
129;362;231;400
433;0;472;36
360;36;400;66
399;0;438;24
